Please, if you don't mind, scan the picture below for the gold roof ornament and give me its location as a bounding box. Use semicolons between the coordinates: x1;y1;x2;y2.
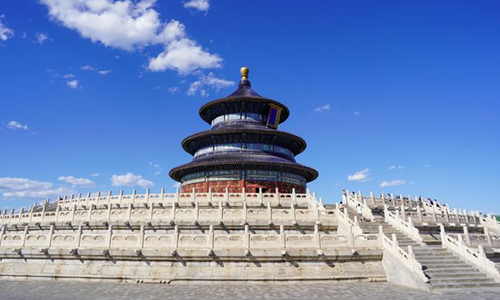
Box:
240;67;249;80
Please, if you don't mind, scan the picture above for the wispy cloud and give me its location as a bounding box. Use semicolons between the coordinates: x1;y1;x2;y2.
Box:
6;120;28;131
0;16;14;41
111;172;154;189
58;176;95;188
314;104;330;112
184;0;210;12
388;165;405;170
380;180;406;187
149;162;162;176
35;32;50;44
347;168;370;182
91;173;100;177
81;65;111;75
40;0;222;75
66;79;79;89
353;111;361;116
188;72;235;97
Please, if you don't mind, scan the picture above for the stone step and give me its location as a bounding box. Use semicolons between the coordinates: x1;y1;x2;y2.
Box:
425;267;481;274
426;272;486;278
429;282;500;289
423;263;472;270
416;256;462;262
430;277;496;284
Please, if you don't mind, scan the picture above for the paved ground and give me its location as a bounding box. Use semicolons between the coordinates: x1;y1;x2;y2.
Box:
0;280;499;300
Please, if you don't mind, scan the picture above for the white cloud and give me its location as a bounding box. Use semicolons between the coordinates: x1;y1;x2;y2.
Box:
380;180;406;187
347;168;369;182
188;72;235;96
148;38;222;74
91;173;100;177
98;70;111;75
40;0;221;74
0;17;14;41
81;65;111;75
168;86;179;93
58;176;95;188
111;172;154;188
62;73;75;78
66;79;79;89
314;104;330;112
6;121;28;131
388;165;405;170
184;0;210;11
0;177;70;199
36;33;50;44
172;182;181;188
354;111;361;116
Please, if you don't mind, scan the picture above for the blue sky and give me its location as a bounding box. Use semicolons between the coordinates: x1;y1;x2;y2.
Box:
0;1;499;214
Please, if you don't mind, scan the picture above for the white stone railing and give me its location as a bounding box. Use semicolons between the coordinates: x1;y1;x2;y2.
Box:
0;224;380;254
52;189;313;210
381;233;428;283
384;205;423;244
344;191;375;221
440;224;500;280
480;214;500;234
0;201;328;226
337;204;363;235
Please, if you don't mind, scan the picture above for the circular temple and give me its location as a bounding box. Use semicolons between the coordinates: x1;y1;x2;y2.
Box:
169;67;318;193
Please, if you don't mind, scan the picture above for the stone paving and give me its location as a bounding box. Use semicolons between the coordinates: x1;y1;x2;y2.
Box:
0;281;499;300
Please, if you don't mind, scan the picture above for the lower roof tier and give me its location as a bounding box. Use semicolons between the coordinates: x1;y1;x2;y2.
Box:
169;152;318;182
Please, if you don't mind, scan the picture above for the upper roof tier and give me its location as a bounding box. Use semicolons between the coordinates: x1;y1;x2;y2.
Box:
199;67;290;124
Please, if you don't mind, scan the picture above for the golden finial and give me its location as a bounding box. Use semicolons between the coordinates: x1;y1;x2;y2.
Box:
240;67;249;80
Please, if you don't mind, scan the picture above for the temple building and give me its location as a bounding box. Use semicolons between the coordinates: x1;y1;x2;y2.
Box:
170;67;318;193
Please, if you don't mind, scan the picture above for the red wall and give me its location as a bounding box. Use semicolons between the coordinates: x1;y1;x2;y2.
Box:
181;180;305;193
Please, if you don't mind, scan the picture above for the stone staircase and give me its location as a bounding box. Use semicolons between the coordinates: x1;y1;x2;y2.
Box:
360;208;500;290
413;246;499;289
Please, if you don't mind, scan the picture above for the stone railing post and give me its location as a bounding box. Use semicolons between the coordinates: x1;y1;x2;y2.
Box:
149;203;154;220
161;188;165;203
462;225;471;246
225;188;230;203
127;203;133;221
172;203;177;221
245;224;250;252
292;188;297;205
174;225;179;249
208;187;213;203
132;189;137;204
208;225;214;250
48;224;55;248
0;225;5;247
107;225;113;248
258;188;263;205
21;226;29;247
390;194;396;207
243;202;247;223
218;202;223;222
192;187;196;204
291;203;296;223
267;202;272;221
416;206;423;223
392;233;399;250
242;187;246;203
138;225;145;249
315;224;321;249
280;225;286;249
484;227;494;247
439;224;446;248
76;224;83;247
119;190;124;206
